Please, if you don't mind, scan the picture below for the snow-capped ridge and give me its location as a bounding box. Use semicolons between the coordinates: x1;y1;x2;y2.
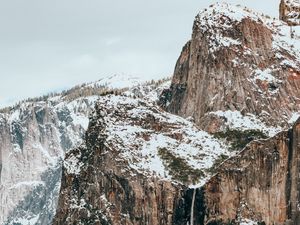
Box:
88;74;145;89
196;2;269;24
1;75;171;225
195;2;300;57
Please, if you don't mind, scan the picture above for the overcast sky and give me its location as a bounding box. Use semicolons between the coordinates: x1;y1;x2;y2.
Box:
0;0;277;107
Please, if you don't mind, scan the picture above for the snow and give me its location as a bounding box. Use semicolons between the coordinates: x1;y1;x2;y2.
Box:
193;1;300;73
289;112;300;124
280;58;299;68
218;35;241;47
2;3;300;224
32;142;58;164
9;181;45;190
64;153;83;175
251;69;280;83
194;3;267;54
272;24;300;61
282;0;300;25
284;0;300;8
69;113;90;129
137;134;174;178
89;74;146;89
12;143;22;153
8;109;21;124
240;218;257;225
0;76;173;224
95;95;231;185
196;3;260;28
12;215;39;225
210;110;281;136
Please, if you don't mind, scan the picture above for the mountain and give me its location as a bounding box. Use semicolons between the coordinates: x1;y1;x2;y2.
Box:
0;74;164;225
2;2;300;225
52;84;233;225
52;3;300;225
159;2;300;132
0;93;94;225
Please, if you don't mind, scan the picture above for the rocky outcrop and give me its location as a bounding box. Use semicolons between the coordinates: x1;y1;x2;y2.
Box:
52;99;300;225
52;4;300;225
1;74;164;224
160;3;300;132
53;101;183;225
158;4;300;224
4;164;62;225
52;91;232;225
280;0;300;26
0;97;95;224
199;118;300;225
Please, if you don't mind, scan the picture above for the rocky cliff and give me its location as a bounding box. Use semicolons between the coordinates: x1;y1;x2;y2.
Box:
0;96;94;225
52;3;300;225
201;118;300;225
52;106;300;225
0;75;151;225
160;3;300;132
52;89;233;225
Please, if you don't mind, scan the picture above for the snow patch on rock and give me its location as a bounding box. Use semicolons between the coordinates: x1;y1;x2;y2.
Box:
64;153;83;176
210;110;281;136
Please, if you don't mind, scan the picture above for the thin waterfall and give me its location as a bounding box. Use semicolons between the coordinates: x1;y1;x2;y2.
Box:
190;188;196;225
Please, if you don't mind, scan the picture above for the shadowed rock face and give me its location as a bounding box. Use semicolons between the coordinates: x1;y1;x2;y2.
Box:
0;102;90;224
200;118;300;225
52;103;188;225
160;3;300;131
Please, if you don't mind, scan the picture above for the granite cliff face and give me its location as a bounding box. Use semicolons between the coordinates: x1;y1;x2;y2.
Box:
52;3;300;225
53;109;300;225
0;75;147;225
0;96;94;224
201;118;300;225
48;3;300;225
160;3;300;132
53;101;185;225
52;88;232;225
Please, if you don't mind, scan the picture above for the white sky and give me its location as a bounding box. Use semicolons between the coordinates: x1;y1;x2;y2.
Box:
0;0;277;107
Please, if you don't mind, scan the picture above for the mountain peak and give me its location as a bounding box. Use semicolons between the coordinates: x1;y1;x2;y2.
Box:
196;2;268;25
89;74;145;90
160;2;300;133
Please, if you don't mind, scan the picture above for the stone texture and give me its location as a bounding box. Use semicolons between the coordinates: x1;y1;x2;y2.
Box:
52;103;188;225
280;0;300;26
53;4;300;225
0;97;95;224
160;4;300;131
200;118;300;225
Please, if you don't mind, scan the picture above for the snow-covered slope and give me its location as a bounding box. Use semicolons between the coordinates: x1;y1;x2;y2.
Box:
53;89;238;224
78;94;231;186
0;95;96;225
87;74;147;90
0;75;169;225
